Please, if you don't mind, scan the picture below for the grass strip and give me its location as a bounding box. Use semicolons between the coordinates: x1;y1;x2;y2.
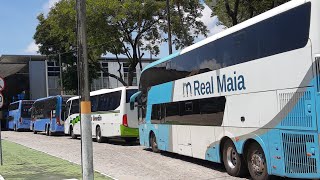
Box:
0;140;111;180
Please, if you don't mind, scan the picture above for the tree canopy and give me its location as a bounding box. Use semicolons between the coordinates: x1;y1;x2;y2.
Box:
206;0;290;27
34;0;208;92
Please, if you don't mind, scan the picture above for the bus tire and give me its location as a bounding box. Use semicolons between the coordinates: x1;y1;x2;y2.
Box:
96;126;105;143
125;137;137;144
48;125;52;136
33;125;37;134
246;142;269;180
45;125;49;136
150;132;160;153
70;126;77;139
222;140;247;177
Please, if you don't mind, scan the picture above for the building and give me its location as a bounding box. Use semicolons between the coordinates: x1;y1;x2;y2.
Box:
0;54;155;128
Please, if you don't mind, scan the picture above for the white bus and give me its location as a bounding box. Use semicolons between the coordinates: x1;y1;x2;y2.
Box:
64;86;139;143
133;0;320;179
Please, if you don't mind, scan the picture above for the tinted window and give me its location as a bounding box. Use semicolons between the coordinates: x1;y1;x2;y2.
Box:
126;89;138;103
9;102;19;111
21;101;34;118
199;97;226;126
70;99;80;114
152;96;226;126
32;98;57;119
140;3;311;90
96;91;121;112
151;104;164;123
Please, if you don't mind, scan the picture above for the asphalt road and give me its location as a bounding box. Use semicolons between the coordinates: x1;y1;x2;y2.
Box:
2;131;247;180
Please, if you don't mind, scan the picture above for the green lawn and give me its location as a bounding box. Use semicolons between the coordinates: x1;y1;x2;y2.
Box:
0;140;111;180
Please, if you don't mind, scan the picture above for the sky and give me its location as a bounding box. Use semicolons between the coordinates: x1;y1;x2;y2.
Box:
0;0;224;58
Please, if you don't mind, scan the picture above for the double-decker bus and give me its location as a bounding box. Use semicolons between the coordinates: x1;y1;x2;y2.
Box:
64;87;139;143
8;100;34;131
133;0;320;179
30;95;71;135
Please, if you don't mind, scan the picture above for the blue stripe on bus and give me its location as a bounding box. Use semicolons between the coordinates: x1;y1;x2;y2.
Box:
147;82;174;105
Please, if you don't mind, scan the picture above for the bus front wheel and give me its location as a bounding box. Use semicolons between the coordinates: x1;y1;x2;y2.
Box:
246;143;269;180
150;132;160;153
222;140;247;177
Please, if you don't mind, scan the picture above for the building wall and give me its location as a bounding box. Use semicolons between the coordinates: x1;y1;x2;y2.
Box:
46;60;154;94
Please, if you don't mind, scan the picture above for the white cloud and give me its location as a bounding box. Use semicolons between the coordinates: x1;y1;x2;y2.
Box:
200;4;226;37
43;0;60;14
24;41;39;54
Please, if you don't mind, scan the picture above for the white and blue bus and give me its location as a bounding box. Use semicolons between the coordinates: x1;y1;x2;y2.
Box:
30;95;71;136
8;100;34;131
133;0;320;179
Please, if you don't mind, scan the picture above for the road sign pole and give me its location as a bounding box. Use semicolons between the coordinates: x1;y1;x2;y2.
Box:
76;0;94;179
0;76;5;167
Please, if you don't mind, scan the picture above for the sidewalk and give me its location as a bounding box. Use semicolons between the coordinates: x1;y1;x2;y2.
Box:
0;140;111;180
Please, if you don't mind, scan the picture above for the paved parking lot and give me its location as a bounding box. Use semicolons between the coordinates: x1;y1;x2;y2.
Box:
2;131;247;180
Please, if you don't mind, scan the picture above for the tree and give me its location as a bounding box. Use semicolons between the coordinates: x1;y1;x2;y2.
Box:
34;0;208;91
205;0;290;27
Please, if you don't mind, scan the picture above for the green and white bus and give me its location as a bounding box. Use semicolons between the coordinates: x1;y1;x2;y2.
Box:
64;86;139;143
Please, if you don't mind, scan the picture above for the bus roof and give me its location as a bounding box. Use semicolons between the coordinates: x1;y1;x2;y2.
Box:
141;0;305;73
9;100;34;105
66;86;138;102
34;95;74;103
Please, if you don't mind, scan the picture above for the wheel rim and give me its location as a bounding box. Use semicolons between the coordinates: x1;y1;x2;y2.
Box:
250;150;265;176
97;128;100;141
152;136;157;149
226;147;237;169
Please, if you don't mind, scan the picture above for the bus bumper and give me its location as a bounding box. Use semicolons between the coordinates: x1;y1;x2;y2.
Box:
120;125;139;137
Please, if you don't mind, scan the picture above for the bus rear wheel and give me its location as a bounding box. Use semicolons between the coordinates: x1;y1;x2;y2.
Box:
96;126;105;143
14;125;18;132
45;125;49;136
246;143;269;180
222;140;247;177
150;132;160;153
33;125;37;134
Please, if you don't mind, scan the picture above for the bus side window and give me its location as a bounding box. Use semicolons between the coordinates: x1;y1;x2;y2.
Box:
151;104;164;123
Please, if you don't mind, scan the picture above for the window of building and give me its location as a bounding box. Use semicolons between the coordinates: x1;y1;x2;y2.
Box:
123;63;137;86
91;62;110;91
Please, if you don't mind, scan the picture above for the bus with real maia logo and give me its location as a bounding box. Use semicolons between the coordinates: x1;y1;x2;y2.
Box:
8;100;34;131
132;0;320;179
64;86;139;143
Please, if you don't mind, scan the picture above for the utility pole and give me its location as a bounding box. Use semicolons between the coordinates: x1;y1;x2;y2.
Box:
58;53;64;95
166;0;173;55
76;0;94;179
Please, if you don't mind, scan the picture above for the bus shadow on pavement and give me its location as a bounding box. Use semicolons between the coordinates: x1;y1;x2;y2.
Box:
101;138;140;146
144;148;291;180
66;136;140;146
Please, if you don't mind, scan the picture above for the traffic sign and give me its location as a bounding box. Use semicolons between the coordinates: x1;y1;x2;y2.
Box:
0;77;4;92
0;93;3;108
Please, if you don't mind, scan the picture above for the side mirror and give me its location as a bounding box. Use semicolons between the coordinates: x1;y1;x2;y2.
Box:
130;102;134;110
